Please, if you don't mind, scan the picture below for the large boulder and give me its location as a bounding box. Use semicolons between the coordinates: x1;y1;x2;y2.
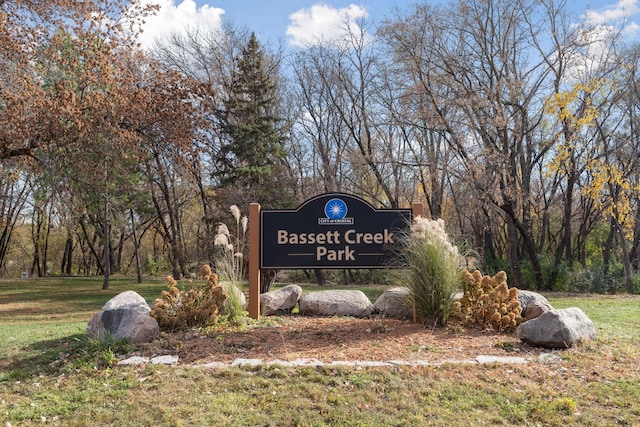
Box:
516;307;596;349
374;287;413;319
518;290;553;316
260;284;303;315
87;291;159;345
299;290;374;318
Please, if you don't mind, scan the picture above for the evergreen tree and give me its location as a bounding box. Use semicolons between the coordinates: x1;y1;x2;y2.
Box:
216;33;292;208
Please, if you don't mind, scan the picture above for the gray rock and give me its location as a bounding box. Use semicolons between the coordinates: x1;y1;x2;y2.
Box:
374;287;413;319
518;290;553;315
516;307;596;349
151;355;179;365
232;358;263;367
523;299;552;320
538;353;563;364
475;355;528;364
260;284;303;315
117;356;149;366
117;355;179;366
129;315;161;345
299;290;374;318
87;291;159;345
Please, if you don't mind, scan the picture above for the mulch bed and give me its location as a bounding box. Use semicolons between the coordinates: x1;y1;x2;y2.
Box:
140;316;538;366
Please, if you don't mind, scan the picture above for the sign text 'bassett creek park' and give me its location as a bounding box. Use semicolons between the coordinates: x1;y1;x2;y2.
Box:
260;193;412;269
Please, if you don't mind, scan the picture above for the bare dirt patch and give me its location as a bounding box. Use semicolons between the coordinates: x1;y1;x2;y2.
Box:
143;316;539;365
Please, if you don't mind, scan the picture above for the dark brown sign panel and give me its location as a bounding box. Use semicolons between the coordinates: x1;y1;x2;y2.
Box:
260;193;411;269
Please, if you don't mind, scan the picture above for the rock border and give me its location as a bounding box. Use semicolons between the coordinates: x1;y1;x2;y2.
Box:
116;354;552;368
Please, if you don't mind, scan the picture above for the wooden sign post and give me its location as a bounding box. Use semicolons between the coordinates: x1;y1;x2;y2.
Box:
248;202;261;319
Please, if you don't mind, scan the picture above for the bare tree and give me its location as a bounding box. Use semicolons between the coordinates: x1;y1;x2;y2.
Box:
623;45;640;273
289;47;352;196
0;161;31;275
378;0;591;287
290;19;411;207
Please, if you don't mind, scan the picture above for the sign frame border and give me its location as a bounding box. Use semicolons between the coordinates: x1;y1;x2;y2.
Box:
259;192;412;270
248;194;424;319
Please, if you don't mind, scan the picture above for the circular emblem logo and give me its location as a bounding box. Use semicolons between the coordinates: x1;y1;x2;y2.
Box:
324;198;348;220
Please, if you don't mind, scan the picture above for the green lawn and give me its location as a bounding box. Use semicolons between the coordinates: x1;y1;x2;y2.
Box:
1;278;639;426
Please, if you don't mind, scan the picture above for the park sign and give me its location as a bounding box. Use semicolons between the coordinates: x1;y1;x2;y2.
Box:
260;193;412;269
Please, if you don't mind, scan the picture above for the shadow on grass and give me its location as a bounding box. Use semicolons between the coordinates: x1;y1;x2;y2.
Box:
0;332;87;380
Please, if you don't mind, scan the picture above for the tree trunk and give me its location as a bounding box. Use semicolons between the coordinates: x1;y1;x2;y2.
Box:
61;232;73;275
505;217;523;288
500;200;543;289
481;205;496;261
618;221;634;293
314;269;326;286
30;208;42;277
79;217;103;274
149;152;189;279
131;209;142;284
42;208;51;276
602;216;616;276
260;270;277;293
555;148;578;269
102;197;110;291
193;161;216;263
629;204;640;269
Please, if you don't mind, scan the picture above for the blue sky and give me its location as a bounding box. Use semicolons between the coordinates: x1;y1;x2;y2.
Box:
194;0;406;45
137;0;640;49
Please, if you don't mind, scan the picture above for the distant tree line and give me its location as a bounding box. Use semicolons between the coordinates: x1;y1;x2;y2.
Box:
1;0;640;293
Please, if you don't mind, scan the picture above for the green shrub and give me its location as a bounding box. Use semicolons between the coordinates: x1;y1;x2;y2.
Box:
547;259;571;291
68;334;133;370
481;256;510;277
632;272;640;295
397;217;463;327
521;256;570;291
568;265;625;294
144;254;170;275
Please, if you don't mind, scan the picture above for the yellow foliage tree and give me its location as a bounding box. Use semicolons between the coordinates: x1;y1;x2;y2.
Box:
544;80;603;176
582;159;638;238
543;78;611;267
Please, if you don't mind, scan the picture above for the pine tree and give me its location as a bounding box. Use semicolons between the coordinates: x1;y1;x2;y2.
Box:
217;33;292;207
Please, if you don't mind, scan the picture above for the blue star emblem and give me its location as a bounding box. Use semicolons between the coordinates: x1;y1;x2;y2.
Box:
324;198;348;219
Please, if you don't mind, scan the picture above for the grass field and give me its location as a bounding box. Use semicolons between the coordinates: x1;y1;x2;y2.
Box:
1;278;639;426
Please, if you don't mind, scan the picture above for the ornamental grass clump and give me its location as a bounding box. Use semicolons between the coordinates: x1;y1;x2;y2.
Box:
400;216;464;327
452;269;522;332
150;273;226;332
213;205;248;321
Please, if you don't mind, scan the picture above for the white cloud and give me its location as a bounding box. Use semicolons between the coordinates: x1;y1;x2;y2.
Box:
137;0;225;49
286;3;369;48
584;0;639;25
583;0;640;41
565;0;640;79
624;20;640;37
